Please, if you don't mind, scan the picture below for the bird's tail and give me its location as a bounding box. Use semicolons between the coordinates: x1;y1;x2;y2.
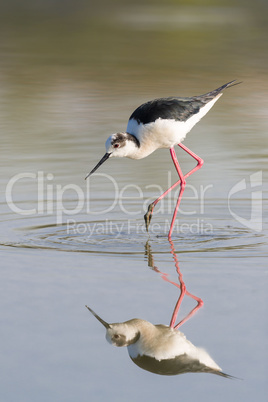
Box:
212;369;241;380
198;80;242;100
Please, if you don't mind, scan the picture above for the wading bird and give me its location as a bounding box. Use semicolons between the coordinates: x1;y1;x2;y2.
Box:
86;81;239;238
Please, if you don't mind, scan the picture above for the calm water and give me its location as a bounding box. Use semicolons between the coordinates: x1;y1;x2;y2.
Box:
0;2;268;401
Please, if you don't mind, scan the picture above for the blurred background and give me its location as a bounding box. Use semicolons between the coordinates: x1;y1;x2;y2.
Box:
1;0;267;179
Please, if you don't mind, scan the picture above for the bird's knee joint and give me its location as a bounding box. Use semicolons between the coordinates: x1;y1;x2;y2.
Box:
198;158;204;167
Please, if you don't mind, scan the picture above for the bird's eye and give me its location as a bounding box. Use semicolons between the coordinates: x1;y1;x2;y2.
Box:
114;143;119;148
113;334;120;339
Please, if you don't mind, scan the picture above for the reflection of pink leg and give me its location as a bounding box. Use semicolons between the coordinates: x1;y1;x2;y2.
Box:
169;273;186;328
145;240;203;329
169;239;203;329
174;291;203;329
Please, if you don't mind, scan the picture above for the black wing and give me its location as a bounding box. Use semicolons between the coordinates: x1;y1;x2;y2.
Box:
129;97;204;124
129;80;239;125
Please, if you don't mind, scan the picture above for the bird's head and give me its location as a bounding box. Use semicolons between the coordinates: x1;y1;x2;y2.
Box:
85;305;140;347
105;132;136;157
85;132;140;179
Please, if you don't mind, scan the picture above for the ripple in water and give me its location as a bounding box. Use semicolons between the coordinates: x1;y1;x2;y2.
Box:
3;219;265;256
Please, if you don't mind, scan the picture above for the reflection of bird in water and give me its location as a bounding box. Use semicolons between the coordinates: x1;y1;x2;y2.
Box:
85;305;232;377
86;240;234;377
85;80;240;237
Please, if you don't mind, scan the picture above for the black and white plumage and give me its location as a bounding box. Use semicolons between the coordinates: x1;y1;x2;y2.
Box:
128;85;224;126
85;306;233;378
86;80;240;237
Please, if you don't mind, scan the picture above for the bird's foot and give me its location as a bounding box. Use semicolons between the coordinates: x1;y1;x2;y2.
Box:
144;203;155;232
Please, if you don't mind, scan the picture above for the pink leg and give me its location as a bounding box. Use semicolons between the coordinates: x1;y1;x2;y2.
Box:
153;144;203;206
178;143;204;180
168;144;204;238
144;143;203;234
168;148;185;238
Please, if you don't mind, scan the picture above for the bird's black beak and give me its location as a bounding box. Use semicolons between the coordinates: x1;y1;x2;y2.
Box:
85;305;111;329
85;152;111;180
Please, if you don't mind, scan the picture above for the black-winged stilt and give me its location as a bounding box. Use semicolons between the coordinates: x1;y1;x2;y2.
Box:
86;80;240;238
85;305;233;377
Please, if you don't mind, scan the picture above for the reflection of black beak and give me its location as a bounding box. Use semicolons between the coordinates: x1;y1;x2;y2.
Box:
85;152;111;180
85;305;111;329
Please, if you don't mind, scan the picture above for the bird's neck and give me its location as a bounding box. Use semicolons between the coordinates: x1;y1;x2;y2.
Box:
125;134;157;160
